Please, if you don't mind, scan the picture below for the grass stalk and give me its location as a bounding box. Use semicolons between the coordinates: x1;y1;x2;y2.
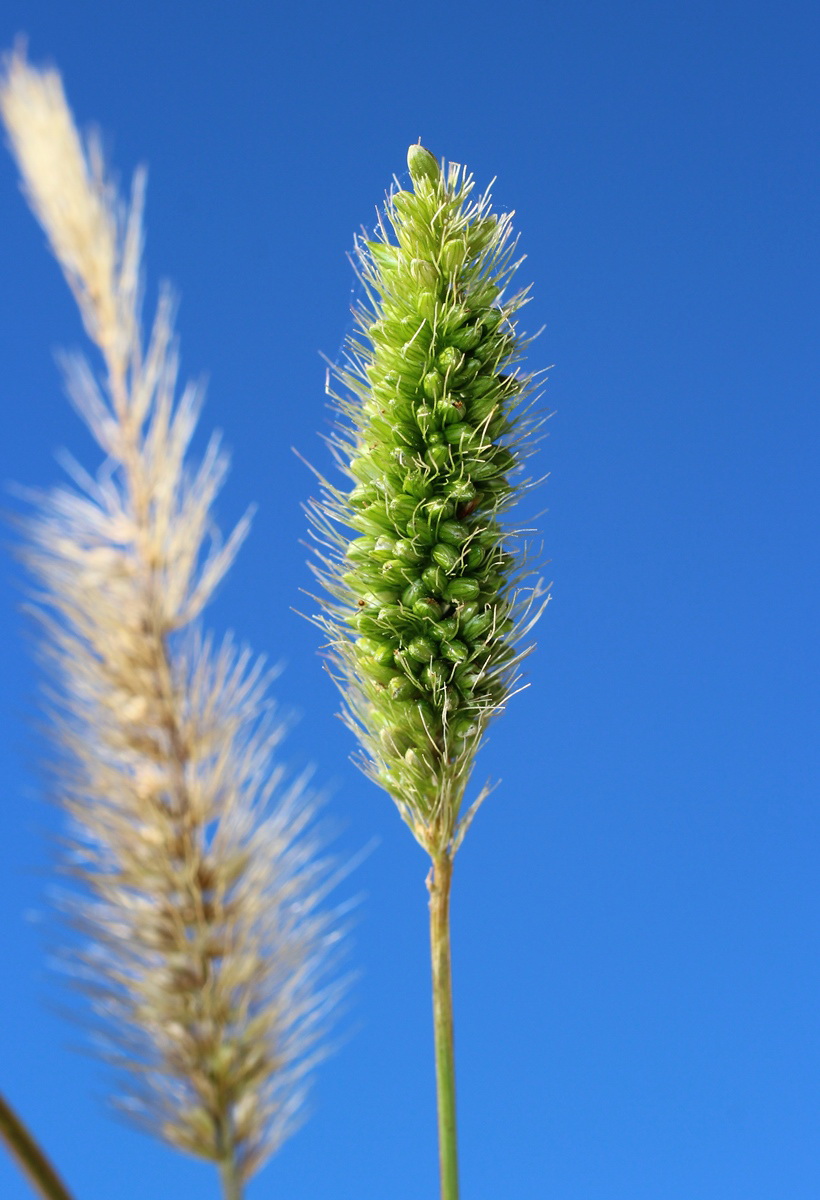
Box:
309;142;544;1189
0;1090;75;1200
428;853;459;1200
219;1157;244;1200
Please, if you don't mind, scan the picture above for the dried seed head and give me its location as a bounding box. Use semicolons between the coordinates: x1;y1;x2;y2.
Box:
309;145;548;856
2;47;342;1183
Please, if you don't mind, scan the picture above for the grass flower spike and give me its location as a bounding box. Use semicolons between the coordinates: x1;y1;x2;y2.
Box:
1;48;339;1200
313;143;544;856
310;144;545;1198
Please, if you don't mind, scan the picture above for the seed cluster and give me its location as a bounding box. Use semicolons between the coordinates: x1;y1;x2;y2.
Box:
314;144;539;849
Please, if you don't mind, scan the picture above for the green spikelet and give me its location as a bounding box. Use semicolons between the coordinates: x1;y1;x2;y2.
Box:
310;144;546;857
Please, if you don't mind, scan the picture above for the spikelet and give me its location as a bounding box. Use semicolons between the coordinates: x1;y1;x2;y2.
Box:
1;48;339;1185
308;144;547;857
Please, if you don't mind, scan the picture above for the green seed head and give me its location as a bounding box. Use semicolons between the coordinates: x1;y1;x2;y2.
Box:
310;144;546;855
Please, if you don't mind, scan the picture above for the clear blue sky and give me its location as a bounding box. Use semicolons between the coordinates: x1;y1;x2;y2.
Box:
1;2;818;1198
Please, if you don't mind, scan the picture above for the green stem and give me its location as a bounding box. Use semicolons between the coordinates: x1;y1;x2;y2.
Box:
0;1090;75;1200
428;852;459;1200
219;1156;244;1200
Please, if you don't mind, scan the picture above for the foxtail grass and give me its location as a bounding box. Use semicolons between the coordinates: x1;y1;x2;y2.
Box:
309;143;547;1197
1;47;341;1199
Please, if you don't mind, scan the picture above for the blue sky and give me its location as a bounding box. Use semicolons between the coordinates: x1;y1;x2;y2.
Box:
0;1;818;1198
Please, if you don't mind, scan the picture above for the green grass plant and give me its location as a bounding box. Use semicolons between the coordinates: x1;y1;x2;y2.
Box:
309;142;546;1199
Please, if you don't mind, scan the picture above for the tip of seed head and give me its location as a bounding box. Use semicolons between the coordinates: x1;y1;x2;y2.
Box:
407;143;439;186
